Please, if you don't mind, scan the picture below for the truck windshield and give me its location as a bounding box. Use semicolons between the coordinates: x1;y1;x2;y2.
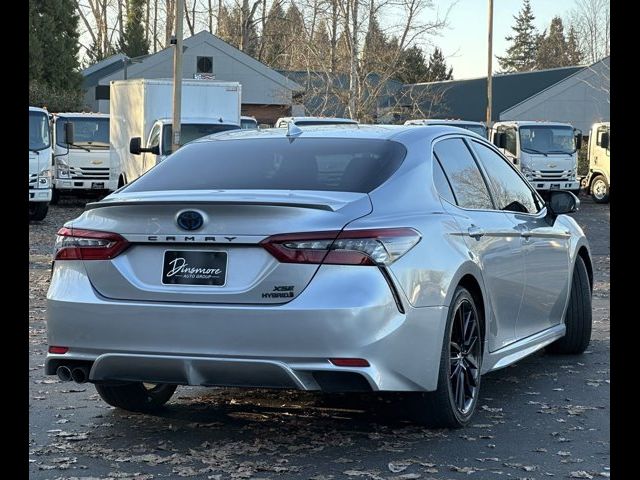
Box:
57;117;109;149
519;126;575;154
163;123;241;154
29;111;50;151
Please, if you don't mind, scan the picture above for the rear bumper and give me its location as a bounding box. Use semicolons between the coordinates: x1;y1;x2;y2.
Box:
46;261;448;391
29;188;51;202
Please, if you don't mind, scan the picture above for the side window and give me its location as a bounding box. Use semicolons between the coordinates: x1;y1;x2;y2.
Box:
470;140;541;214
432;156;456;205
148;124;160;148
433;138;493;210
596;127;607;146
504;128;517;155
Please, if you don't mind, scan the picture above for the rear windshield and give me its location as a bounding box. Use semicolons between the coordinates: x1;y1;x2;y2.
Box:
123;138;407;193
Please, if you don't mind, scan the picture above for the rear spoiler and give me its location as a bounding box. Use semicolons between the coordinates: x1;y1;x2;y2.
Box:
85;199;335;212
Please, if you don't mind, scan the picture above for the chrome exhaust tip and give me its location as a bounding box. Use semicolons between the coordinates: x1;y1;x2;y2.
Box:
56;365;72;382
70;366;89;384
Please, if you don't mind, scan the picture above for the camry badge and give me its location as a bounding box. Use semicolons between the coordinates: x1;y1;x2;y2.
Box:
548;163;557;168
177;211;204;231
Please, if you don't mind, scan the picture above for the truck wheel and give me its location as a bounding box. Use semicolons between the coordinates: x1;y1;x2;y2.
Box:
547;255;592;354
50;188;60;205
95;382;177;413
590;175;609;203
407;286;483;427
29;202;49;221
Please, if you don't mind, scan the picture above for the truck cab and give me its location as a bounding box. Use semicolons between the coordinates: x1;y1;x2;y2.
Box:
583;122;610;203
404;119;488;138
29;106;53;221
51;113;115;201
128;118;240;180
240;116;258;129
492;121;581;193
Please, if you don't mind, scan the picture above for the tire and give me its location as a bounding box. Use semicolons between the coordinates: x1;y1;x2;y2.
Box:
408;286;483;428
590;175;610;203
50;188;60;205
546;255;592;354
29;202;49;221
95;382;177;413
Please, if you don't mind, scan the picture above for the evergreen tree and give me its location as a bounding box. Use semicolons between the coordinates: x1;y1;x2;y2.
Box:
310;19;331;69
283;2;307;69
262;1;289;68
29;0;82;91
119;0;150;58
566;25;583;65
496;0;539;72
362;15;389;73
425;47;453;81
396;45;430;84
536;17;571;69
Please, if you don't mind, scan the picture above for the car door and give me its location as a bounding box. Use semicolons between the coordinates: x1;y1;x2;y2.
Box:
433;137;525;351
468;139;571;339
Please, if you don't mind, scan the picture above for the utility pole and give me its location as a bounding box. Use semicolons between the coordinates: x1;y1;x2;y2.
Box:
171;0;184;153
486;0;494;132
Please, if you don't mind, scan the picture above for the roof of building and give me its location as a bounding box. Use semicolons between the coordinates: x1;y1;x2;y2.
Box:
82;31;302;92
400;65;585;121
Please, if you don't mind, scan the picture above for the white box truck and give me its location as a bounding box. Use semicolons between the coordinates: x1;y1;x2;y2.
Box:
492;121;582;193
582;122;610;203
51;112;115;202
29;106;53;221
110;79;241;187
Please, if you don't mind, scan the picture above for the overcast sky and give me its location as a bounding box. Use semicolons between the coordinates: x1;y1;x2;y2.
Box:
432;0;576;79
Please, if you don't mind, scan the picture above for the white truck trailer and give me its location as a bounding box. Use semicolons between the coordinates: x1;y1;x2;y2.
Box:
582;122;610;203
110;79;241;186
492;121;582;193
29;106;53;220
51;112;115;201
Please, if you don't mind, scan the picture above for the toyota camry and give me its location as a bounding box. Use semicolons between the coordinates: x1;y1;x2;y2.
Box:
46;125;592;427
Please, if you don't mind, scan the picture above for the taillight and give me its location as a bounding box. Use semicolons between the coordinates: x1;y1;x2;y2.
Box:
54;227;129;260
261;228;420;266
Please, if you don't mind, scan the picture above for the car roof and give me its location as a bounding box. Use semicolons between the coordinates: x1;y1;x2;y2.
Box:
277;116;358;124
405;119;485;126
29;106;48;114
191;123;482;144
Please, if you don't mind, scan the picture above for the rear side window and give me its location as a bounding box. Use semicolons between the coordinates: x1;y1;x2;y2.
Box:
124;138;407;193
432;158;456;205
433;138;493;210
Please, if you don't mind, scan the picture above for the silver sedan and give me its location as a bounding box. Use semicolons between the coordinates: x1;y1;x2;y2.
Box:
46;125;592;427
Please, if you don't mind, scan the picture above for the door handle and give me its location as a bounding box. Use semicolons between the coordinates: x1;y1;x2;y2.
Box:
520;230;532;238
468;226;485;239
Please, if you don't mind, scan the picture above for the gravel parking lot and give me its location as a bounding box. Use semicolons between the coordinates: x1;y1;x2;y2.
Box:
29;196;610;480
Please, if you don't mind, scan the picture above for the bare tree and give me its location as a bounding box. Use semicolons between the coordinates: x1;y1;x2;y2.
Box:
567;0;610;64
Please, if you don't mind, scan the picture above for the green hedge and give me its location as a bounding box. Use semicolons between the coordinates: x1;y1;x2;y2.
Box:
29;81;84;113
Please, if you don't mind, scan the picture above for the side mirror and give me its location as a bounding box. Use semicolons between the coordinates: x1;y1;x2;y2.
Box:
600;132;609;149
546;191;579;225
493;132;506;149
64;122;75;145
575;134;582;150
150;144;160;155
129;137;142;155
